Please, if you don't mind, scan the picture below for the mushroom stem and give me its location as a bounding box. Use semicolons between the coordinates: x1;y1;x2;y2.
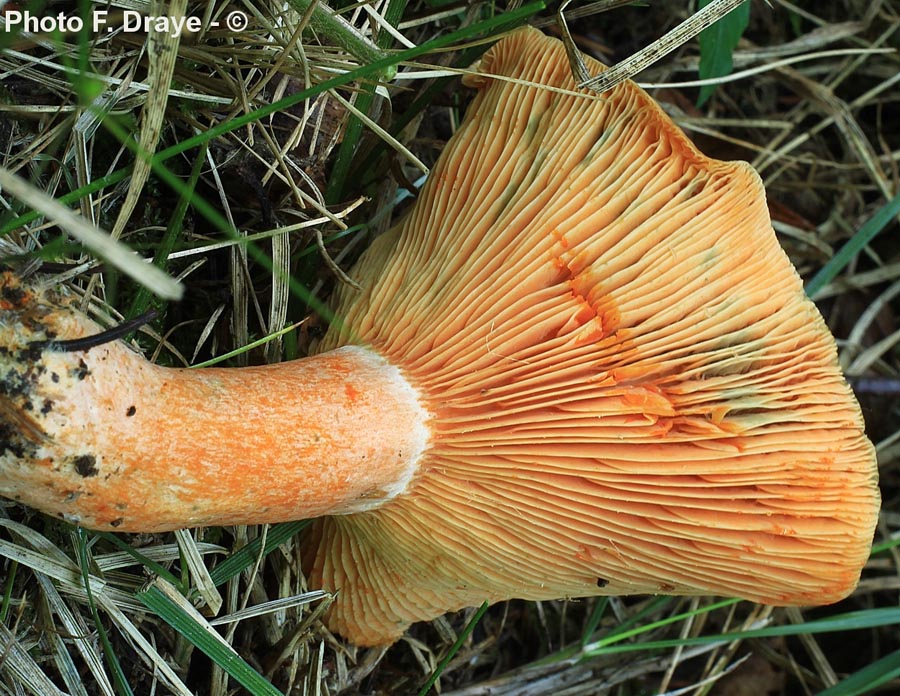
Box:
0;276;430;532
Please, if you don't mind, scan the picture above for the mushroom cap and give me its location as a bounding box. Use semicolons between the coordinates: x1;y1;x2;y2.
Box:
304;27;880;645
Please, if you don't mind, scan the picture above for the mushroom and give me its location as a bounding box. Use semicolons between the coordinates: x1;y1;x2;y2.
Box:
0;27;880;646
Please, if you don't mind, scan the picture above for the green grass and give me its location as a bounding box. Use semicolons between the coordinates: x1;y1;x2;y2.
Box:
696;0;750;106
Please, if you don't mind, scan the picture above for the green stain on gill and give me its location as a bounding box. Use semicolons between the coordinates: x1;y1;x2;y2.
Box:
493;147;550;223
524;112;542;140
581;123;609;166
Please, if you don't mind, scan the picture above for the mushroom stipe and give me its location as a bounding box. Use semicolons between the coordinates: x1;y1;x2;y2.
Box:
0;28;880;646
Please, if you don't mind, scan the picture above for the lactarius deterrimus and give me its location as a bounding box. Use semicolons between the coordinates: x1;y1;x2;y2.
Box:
0;28;879;646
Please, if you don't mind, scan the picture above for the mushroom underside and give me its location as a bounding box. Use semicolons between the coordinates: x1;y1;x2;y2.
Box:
305;27;879;645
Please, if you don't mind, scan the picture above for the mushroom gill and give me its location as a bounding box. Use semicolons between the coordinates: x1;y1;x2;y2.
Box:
305;27;879;645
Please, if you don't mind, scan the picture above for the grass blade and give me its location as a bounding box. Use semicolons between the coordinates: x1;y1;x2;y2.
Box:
126;143;207;322
0;166;183;300
584;606;900;655
418;601;490;695
696;0;750;106
76;529;135;696
817;648;900;696
806;190;900;297
137;578;284;696
209;521;310;587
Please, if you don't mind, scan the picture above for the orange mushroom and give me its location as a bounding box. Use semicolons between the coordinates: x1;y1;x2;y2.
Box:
0;27;880;646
